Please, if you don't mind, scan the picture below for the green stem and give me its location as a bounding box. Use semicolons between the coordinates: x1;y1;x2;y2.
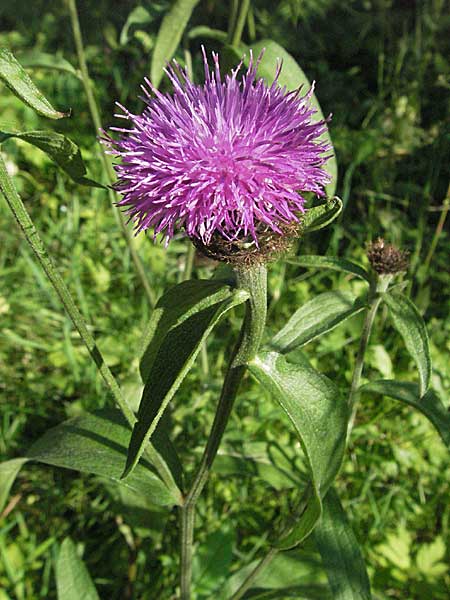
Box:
231;0;250;48
67;0;156;307
230;548;278;600
179;264;267;600
347;273;392;438
0;156;180;501
227;0;239;44
231;271;393;598
422;183;450;278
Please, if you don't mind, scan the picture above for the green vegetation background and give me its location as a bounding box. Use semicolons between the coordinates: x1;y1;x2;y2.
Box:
0;0;449;598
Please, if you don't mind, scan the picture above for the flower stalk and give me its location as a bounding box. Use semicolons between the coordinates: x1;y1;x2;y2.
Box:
180;264;267;599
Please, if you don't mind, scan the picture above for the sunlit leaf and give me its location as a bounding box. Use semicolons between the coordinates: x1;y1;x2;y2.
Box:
56;538;99;600
124;281;248;478
150;0;200;88
359;380;449;448
0;48;68;119
249;351;347;549
314;487;371;600
286;255;370;282
271;291;365;353
383;292;431;395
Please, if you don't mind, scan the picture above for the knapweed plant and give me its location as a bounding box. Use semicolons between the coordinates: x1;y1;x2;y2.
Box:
0;2;448;598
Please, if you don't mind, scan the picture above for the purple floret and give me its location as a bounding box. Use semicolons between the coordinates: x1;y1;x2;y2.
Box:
103;48;331;245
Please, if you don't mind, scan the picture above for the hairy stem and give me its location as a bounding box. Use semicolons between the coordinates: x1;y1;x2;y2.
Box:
179;264;267;599
347;273;392;438
0;156;180;501
67;0;156;306
231;548;279;600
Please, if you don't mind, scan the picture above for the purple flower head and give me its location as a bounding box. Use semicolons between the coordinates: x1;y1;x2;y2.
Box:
104;48;332;247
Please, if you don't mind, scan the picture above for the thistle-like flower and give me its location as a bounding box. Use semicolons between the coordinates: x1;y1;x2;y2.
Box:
104;49;331;258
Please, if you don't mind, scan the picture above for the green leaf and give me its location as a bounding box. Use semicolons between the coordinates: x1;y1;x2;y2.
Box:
359;380;450;448
150;0;200;88
271;291;365;353
120;6;153;45
0;48;68;119
187;26;228;43
246;39;337;197
383;292;431;395
286;255;371;282
125;281;249;478
314;487;371;600
56;538;99;600
0;458;28;513
0;130;103;187
192;527;235;597
249;351;347;549
17;51;78;78
301;197;343;234
25;410;180;505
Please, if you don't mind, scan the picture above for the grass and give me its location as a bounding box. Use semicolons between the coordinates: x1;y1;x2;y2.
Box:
1;0;449;598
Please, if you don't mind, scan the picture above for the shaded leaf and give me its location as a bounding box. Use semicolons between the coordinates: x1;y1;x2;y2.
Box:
249;351;347;549
314;487;371;600
0;130;103;187
192;527;235;597
0;458;28;514
383;292;431;395
125;282;248;477
56;538;99;600
120;6;153;45
271;291;365;353
22;410;180;505
0;48;68;119
150;0;200;88
17;51;78;78
246;39;337;197
359;380;449;447
286;255;370;282
301;197;343;234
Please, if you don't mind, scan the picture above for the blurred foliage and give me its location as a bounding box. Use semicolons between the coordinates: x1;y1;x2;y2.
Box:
0;0;449;598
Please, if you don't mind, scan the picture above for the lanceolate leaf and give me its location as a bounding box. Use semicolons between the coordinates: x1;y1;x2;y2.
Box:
246;39;337;197
301;197;343;234
18;51;79;78
56;538;99;600
125;283;249;478
0;458;28;514
0;130;103;187
150;0;200;88
359;380;450;448
271;291;365;353
0;410;181;510
0;48;68;119
314;487;371;600
249;351;347;549
286;255;371;282
383;292;431;395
